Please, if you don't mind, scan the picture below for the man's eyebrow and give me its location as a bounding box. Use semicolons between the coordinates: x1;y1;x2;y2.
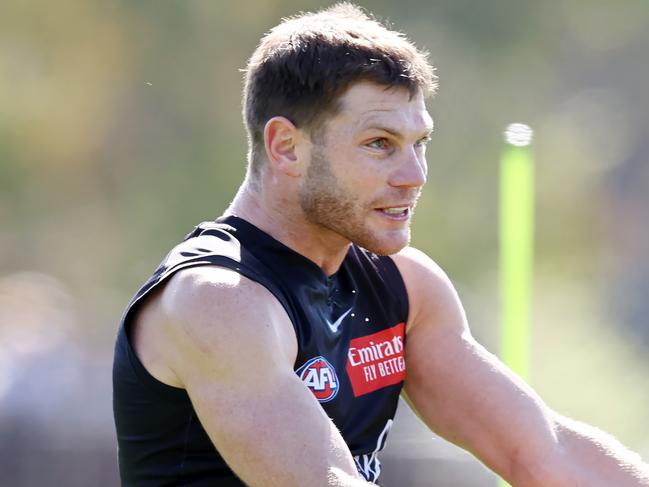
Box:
360;123;435;139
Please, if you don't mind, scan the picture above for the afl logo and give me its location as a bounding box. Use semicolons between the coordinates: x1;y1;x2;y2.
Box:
296;356;339;403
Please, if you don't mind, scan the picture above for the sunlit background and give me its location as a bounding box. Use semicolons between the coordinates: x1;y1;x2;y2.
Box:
1;1;648;485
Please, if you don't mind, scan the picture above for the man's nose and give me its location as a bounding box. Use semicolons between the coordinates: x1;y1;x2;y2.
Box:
388;146;427;188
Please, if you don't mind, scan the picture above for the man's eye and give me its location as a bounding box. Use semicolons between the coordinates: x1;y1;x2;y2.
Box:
415;136;431;148
367;138;389;150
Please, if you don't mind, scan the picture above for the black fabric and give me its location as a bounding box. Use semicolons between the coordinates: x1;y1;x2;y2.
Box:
113;216;409;486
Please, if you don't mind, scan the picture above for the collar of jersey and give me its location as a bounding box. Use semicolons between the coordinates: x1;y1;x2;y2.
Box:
214;215;346;287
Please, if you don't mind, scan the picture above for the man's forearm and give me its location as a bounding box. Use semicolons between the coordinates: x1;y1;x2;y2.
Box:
523;415;649;486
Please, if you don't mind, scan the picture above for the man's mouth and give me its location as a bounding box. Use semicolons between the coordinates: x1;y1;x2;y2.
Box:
376;206;410;220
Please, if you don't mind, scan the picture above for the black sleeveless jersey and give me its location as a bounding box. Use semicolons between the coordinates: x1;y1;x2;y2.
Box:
113;216;409;486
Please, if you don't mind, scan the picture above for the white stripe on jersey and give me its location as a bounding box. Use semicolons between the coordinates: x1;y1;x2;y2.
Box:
353;419;393;483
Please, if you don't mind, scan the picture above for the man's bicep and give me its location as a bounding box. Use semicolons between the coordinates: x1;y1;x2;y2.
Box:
395;249;558;481
161;267;363;487
187;362;358;486
405;324;557;468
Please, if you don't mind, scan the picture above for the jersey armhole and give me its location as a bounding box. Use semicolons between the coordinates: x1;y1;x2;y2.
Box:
383;255;410;335
118;256;299;399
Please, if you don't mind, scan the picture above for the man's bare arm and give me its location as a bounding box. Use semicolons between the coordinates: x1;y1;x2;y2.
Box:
135;266;372;487
393;247;649;487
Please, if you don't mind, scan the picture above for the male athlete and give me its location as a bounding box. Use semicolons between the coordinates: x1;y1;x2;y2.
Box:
113;4;649;486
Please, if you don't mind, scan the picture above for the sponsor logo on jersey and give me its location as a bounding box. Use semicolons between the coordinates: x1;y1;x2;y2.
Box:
296;356;339;403
346;323;406;397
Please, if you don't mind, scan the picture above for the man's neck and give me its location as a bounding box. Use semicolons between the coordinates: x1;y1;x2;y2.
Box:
225;180;351;276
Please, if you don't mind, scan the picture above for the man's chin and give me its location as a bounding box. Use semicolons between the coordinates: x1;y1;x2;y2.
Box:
355;230;410;256
369;242;409;256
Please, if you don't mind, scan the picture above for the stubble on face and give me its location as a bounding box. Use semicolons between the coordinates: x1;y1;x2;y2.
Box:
298;143;413;256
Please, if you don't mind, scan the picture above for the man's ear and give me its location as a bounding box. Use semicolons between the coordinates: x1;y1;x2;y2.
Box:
263;116;306;177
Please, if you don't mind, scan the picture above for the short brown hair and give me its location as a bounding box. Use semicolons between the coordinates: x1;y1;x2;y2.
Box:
242;3;437;176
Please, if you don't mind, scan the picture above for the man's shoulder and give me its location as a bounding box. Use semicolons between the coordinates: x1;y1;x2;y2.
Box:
391;246;447;282
391;247;465;333
160;265;285;330
135;264;297;387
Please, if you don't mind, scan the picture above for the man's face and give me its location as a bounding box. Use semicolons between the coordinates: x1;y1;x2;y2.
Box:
298;81;433;255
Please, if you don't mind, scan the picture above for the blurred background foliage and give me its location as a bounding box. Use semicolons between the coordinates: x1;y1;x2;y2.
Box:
1;1;648;485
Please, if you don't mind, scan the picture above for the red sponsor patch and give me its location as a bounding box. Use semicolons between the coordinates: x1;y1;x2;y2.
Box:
346;323;406;397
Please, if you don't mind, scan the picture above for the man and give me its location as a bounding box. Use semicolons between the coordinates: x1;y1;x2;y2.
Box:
113;4;649;486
